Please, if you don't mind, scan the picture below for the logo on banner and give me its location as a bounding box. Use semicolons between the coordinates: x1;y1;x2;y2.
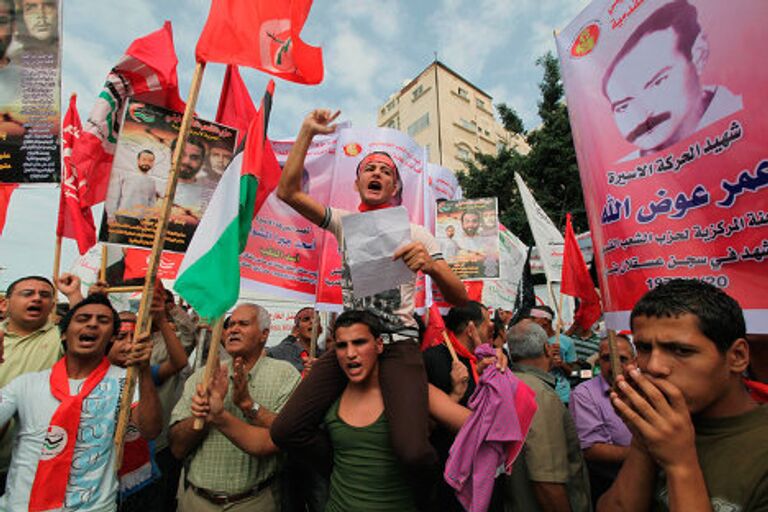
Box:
40;426;68;460
571;22;600;57
343;143;362;157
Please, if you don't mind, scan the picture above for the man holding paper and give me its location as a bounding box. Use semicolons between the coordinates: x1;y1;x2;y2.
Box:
272;109;468;495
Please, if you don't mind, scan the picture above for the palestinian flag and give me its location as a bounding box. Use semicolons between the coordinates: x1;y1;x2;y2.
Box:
174;81;280;321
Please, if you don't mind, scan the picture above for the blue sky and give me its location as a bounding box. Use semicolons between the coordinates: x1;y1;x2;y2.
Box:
0;0;590;288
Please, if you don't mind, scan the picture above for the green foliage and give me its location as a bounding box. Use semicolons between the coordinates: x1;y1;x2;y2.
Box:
458;51;588;245
496;103;525;135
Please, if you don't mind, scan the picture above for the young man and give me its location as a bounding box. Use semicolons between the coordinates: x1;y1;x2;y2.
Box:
268;306;322;373
272;110;468;477
170;303;300;511
0;293;161;510
319;310;469;512
599;279;767;511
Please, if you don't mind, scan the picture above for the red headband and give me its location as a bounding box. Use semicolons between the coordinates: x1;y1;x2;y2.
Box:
360;153;396;171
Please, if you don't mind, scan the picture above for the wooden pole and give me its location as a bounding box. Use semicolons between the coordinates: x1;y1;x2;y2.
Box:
554;288;565;344
309;310;319;359
442;332;459;363
193;316;224;430
105;285;144;294
606;329;623;383
99;244;108;283
50;235;62;320
114;61;207;465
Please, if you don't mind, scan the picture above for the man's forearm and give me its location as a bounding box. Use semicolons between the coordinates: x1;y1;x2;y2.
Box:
277;127;313;202
532;481;572;512
666;461;713;511
169;417;208;460
135;365;162;440
584;443;630;465
598;442;657;512
213;410;278;456
425;260;468;306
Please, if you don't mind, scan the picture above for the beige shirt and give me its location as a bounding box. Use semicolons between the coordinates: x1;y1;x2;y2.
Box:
171;355;300;494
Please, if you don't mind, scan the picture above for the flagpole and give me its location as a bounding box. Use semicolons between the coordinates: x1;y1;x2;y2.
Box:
99;244;108;283
606;329;623;383
114;61;207;465
309;310;319;359
193;316;224;430
51;234;61;318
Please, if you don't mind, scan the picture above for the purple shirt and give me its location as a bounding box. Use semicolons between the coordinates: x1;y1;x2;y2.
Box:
569;374;632;450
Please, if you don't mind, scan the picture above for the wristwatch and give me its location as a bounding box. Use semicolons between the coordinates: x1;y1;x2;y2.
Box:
244;401;261;422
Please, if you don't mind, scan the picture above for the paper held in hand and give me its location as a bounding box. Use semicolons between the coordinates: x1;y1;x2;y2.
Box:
341;206;413;298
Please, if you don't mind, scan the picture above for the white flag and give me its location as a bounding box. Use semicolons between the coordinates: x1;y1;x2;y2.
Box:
514;173;564;284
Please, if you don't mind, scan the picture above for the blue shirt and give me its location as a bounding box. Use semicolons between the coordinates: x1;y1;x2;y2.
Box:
548;334;577;404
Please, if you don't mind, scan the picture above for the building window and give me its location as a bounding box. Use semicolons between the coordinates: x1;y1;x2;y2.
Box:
386;119;397;129
457;145;471;162
386;100;396;111
412;85;424;101
407;113;430;136
476;98;485;109
425;144;431;161
459;118;475;132
496;141;507;153
457;87;468;99
380;107;386;115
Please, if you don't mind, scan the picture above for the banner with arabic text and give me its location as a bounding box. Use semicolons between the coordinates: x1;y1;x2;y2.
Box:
556;0;768;331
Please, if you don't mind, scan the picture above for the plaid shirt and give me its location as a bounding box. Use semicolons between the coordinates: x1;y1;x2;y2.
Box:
171;355;301;494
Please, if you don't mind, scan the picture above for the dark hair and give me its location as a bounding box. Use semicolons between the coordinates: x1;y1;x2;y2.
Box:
294;306;313;327
460;209;480;223
6;275;54;296
630;279;745;353
59;294;121;351
137;149;155;159
333;310;383;339
445;301;485;334
171;136;206;159
0;0;14;19
602;0;701;97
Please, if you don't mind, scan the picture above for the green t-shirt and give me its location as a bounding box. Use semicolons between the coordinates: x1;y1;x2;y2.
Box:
653;405;768;511
324;398;417;512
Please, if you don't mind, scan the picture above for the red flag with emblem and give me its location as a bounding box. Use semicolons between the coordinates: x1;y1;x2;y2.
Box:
72;22;186;206
196;0;323;85
561;213;601;331
57;94;96;255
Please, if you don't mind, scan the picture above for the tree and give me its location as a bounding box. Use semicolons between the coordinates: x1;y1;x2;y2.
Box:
458;51;588;245
496;103;525;135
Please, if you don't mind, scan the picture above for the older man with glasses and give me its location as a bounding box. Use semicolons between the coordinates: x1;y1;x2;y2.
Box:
569;334;636;507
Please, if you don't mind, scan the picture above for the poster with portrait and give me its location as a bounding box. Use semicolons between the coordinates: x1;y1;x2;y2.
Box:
557;0;768;332
315;127;429;310
436;197;500;279
0;0;61;183
98;100;237;253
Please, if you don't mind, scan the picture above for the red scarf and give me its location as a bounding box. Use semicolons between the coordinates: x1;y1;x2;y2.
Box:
357;201;391;212
29;357;111;512
446;331;479;384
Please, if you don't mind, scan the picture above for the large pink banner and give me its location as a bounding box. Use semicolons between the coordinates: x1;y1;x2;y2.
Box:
316;128;428;309
557;0;768;332
239;132;339;301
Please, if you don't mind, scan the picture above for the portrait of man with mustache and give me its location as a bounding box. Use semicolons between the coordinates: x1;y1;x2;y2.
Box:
602;0;742;162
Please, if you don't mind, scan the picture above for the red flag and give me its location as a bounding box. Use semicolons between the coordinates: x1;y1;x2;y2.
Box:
57;94;96;255
422;303;448;351
0;183;18;235
72;22;186;206
196;0;323;85
242;80;282;217
561;213;601;330
216;65;257;146
123;248;184;281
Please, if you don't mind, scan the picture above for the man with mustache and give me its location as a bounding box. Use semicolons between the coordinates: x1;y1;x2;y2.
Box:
16;0;57;50
170;136;209;223
602;0;741;161
0;0;20;107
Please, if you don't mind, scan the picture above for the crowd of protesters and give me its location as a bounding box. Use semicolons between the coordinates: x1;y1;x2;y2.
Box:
0;106;763;511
